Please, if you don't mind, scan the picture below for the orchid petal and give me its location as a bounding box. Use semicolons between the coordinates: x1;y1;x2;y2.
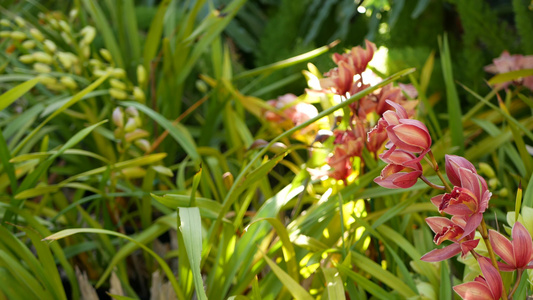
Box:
384;99;408;119
425;217;454;234
489;229;516;267
512;222;533;269
453;281;494;300
461;213;483;238
445;155;476;187
478;257;503;300
420;243;461;262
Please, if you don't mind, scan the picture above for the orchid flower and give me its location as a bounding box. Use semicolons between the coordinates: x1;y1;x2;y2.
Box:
453;257;503;300
373;149;422;189
421;216;479;262
489;221;533;272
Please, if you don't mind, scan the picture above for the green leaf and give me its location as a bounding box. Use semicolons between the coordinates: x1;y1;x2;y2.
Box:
259;250;313;300
0;77;40;112
322;267;345;300
142;0;170;73
178;207;207;300
487;68;533;85
439;34;464;155
151;193;222;219
439;261;452;300
336;261;390;300
43;228;186;300
246;217;298;281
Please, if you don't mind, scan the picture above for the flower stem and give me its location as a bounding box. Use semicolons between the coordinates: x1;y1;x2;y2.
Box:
479;218;509;300
420;175;445;190
426;151;452;193
508;270;523;299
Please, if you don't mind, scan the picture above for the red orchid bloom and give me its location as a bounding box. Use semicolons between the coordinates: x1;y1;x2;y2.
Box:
431;167;491;237
489;221;533;272
373;149;422;189
453;257;503;300
421;216;479;262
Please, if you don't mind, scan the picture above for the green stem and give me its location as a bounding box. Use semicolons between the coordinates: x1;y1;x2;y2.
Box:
419;175;445;190
426;150;452;193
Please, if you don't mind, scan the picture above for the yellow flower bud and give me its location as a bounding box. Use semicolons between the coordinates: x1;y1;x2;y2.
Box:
69;9;79;20
133;87;145;103
119;167;146;179
30;28;45;42
60;76;77;89
18;54;34;64
110;79;127;90
134;139;151;152
32;51;53;64
38;75;57;85
22;40;36;49
112;68;126;78
136;65;147;85
46;83;65;91
48;19;59;29
124;117;137;132
99;49;113;63
57;52;73;69
125;107;139;117
43;40;57;53
0;31;10;38
81;26;96;45
61;32;72;45
58;20;71;34
93;69;108;77
110;88;128;100
112;107;124;128
10;31;26;40
82;45;90;58
125;129;149;142
0;19;12;27
478;162;496;178
34;62;51;73
14;17;25;28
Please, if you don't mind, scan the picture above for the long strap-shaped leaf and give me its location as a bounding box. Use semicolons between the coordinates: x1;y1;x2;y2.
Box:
0;77;40;112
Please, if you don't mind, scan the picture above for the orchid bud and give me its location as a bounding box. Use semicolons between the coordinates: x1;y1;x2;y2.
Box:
134;139;151;152
125;129;149;142
61;32;72;45
81;44;90;58
374;149;423;189
248;139;268;150
38;75;57;85
99;49;113;63
478;162;496;178
60;76;77;89
112;107;124;128
93;69;108;77
89;59;102;67
112;68;126;78
22;40;36;49
34;62;51;73
110;88;128;100
81;26;96;45
57;52;74;69
30;28;45;41
110;79;127;90
0;19;11;27
10;31;26;40
269;142;287;154
0;31;10;38
32;51;53;64
488;178;499;190
120;167;146;179
58;20;71;34
43;39;57;53
48;19;59;29
14;17;25;28
69;9;79;20
125;107;139;118
136;65;147;85
46;83;65;91
444;155;477;188
222;172;234;190
124;118;137;132
18;54;34;64
133;87;145;103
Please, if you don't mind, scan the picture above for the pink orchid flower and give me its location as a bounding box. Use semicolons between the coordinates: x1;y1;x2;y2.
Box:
373;149;422;189
421;216;479;262
332;39;376;76
445;155;478;188
453;257;503;300
431;167;491;237
485;51;533;91
370;100;431;164
489;221;533;272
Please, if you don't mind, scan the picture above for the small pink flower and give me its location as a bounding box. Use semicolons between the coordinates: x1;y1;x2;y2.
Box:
485;51;533;91
327;148;352;181
489;221;533;272
332;39;376;76
453;257;503;300
421;216;479;262
374;150;422;189
320;61;356;96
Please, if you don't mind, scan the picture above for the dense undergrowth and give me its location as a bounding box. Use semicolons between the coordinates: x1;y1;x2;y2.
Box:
1;0;533;299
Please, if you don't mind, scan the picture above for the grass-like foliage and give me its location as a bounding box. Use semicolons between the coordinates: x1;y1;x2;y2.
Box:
0;1;533;300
